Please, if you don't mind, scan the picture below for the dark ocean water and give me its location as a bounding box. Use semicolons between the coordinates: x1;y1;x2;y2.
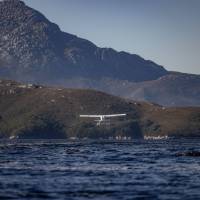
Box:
0;139;200;200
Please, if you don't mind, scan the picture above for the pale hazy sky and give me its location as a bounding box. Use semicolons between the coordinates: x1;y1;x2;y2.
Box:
24;0;200;74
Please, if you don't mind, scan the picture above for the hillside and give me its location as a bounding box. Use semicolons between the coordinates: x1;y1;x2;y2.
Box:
125;72;200;107
0;79;199;139
56;73;200;107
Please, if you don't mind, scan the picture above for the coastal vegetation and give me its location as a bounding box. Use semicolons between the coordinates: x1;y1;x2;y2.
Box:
0;80;199;139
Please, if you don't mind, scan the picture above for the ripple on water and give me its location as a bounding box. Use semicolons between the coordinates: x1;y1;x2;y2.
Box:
0;139;200;200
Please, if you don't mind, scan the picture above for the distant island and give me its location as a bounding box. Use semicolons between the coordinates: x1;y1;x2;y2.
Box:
0;79;199;139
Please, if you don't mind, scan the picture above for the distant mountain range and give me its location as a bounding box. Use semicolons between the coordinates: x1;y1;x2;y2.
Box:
0;0;199;106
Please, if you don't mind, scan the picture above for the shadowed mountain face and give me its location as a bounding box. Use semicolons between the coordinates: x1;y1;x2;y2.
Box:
0;0;167;82
0;0;199;107
0;80;199;139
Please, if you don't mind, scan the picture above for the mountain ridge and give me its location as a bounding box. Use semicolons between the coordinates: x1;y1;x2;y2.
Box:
0;0;167;82
0;0;199;107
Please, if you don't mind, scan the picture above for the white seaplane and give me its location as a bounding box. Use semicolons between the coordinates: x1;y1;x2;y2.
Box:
80;114;126;126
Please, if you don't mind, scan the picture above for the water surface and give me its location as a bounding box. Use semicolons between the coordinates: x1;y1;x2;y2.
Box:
0;139;200;200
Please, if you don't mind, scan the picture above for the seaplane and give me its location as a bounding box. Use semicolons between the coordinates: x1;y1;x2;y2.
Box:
80;114;126;126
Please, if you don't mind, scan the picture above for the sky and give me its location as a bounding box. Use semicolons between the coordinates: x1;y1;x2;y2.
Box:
24;0;200;74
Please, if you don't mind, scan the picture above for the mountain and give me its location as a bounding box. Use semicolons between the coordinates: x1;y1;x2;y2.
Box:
0;0;199;107
55;72;200;107
0;0;167;82
0;79;199;139
123;72;200;107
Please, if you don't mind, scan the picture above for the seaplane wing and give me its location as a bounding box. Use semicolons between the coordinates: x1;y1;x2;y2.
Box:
80;115;101;118
80;114;126;126
80;114;126;118
103;114;126;118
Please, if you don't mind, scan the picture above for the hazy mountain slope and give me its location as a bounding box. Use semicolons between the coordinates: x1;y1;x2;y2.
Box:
125;73;200;107
0;0;167;82
0;79;199;139
47;73;200;107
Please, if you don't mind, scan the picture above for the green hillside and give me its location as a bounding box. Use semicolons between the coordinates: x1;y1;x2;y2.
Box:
0;80;199;139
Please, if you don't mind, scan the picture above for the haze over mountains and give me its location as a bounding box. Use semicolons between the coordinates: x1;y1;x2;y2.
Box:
0;0;200;106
